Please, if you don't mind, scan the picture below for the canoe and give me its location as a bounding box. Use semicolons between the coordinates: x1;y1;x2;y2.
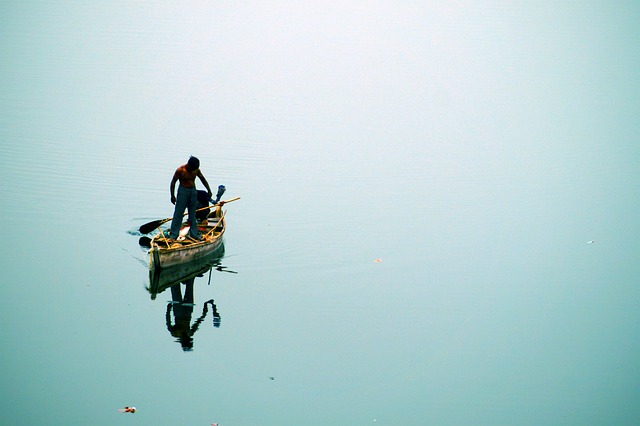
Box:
148;207;226;270
147;243;225;300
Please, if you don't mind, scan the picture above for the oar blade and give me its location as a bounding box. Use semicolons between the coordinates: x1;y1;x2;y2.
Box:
139;236;152;248
139;219;165;234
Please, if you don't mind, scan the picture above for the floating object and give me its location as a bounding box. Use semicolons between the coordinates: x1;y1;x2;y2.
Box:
373;259;382;263
587;240;595;244
118;406;136;413
269;376;275;380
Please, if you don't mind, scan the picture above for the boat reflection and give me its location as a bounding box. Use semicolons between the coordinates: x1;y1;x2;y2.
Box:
147;243;236;351
148;243;228;299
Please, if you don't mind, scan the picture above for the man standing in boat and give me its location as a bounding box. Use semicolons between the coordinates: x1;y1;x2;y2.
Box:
169;156;213;240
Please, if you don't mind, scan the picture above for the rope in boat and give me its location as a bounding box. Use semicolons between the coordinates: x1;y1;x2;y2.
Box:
204;210;226;239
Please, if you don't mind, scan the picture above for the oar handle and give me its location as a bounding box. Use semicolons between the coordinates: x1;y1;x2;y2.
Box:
192;197;239;214
216;196;240;205
173;196;240;219
184;197;240;217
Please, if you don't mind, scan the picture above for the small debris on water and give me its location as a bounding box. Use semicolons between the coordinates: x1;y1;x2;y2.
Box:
373;259;382;263
269;376;275;380
587;240;595;244
118;406;136;413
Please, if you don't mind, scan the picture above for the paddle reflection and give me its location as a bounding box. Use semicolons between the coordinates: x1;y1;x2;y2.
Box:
147;244;236;351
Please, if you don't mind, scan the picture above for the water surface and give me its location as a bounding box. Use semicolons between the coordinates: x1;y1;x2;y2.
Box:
1;2;639;425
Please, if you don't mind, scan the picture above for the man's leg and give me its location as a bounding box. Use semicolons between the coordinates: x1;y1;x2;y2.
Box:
169;187;188;238
187;188;199;238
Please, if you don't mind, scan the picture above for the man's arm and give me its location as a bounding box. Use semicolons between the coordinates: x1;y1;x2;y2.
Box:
170;170;179;204
197;170;213;198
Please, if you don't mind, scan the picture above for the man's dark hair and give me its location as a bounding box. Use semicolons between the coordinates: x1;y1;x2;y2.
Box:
187;156;200;171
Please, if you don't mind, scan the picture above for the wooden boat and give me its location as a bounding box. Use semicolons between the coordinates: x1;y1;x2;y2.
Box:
147;243;225;300
148;206;227;270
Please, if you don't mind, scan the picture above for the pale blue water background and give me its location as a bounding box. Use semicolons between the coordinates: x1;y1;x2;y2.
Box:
1;2;639;425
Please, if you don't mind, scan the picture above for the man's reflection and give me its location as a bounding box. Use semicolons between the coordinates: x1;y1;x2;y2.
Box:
165;277;221;351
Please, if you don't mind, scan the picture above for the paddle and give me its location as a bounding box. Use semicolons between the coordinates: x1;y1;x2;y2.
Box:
139;236;152;248
139;196;240;234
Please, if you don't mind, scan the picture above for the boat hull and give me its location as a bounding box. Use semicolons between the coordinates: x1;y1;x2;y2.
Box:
151;237;224;269
149;216;226;270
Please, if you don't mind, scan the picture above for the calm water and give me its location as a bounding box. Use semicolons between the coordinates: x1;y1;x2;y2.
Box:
2;2;639;425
